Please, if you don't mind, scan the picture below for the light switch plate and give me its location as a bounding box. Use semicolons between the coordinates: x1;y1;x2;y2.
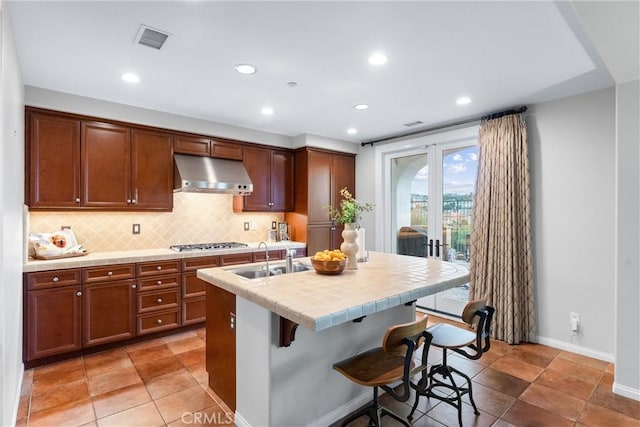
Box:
132;224;141;234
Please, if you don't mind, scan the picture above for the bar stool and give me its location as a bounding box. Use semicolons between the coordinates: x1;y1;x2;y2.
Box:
409;296;495;427
333;316;432;427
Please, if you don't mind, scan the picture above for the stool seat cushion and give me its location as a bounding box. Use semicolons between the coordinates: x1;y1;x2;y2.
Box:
333;347;414;387
427;323;476;349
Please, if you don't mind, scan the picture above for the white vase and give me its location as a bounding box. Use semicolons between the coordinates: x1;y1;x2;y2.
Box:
340;223;359;270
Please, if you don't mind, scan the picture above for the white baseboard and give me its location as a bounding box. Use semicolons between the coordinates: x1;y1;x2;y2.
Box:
536;335;615;363
9;363;25;426
234;392;370;427
613;382;640;401
305;392;371;427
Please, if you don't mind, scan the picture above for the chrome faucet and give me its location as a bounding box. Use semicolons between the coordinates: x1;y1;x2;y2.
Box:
258;241;269;275
285;247;296;273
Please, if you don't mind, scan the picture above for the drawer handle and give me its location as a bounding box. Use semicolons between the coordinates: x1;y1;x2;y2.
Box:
52;277;59;282
156;266;162;270
76;291;82;297
156;319;163;324
156;280;162;285
156;298;163;303
107;271;113;277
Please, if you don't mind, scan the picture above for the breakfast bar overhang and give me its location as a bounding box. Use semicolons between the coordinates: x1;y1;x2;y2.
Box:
197;252;470;426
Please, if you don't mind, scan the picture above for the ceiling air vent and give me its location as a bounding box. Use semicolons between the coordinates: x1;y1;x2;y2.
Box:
403;120;424;127
134;25;169;50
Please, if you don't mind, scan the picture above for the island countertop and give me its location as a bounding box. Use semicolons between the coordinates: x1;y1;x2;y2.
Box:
197;251;470;331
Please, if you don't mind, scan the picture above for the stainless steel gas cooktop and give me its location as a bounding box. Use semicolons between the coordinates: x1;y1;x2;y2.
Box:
169;242;248;252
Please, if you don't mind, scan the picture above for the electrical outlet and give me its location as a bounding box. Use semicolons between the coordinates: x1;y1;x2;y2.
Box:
243;222;250;231
570;312;579;332
61;225;71;230
132;224;141;235
251;222;257;231
272;221;277;230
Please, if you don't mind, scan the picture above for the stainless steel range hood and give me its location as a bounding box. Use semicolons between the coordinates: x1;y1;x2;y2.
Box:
173;154;253;195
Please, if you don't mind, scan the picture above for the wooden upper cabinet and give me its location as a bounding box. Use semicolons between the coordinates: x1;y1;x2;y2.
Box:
174;135;243;160
131;129;173;210
28;113;81;208
307;150;333;222
240;146;293;212
174;135;211;156
82;121;131;208
211;138;243;160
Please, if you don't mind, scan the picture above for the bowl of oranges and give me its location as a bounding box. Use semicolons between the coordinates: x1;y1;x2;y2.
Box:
311;249;347;275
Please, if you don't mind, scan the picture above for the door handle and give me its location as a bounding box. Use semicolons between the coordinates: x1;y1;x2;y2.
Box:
435;239;440;258
427;239;433;257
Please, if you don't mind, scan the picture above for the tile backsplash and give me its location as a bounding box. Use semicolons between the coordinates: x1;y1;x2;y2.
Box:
28;193;284;252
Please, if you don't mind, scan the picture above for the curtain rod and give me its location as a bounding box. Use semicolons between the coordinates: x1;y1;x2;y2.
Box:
360;105;528;147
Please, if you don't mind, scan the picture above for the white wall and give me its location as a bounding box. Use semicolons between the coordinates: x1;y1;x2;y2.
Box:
614;79;640;399
0;1;25;425
526;87;616;359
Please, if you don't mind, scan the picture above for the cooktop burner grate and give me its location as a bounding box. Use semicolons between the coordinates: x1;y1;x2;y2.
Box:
169;242;248;252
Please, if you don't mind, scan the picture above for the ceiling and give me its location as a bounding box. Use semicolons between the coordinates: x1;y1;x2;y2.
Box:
6;1;632;144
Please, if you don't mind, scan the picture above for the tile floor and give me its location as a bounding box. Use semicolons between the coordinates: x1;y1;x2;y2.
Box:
16;316;640;426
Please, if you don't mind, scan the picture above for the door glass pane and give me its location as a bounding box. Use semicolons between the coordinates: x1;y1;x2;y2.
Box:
391;153;429;257
441;145;477;267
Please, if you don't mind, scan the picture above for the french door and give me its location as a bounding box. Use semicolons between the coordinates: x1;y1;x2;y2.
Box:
384;132;478;316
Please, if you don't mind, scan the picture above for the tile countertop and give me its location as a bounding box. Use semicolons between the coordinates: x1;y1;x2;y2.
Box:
23;241;307;273
197;251;470;331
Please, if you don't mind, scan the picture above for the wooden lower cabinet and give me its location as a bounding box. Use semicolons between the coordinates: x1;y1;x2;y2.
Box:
83;280;136;347
26;285;82;360
206;285;236;411
137;308;181;335
181;256;218;325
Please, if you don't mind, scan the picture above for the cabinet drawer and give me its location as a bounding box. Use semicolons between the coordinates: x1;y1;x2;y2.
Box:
253;250;284;262
182;296;206;325
27;269;82;290
136;260;180;277
137;309;180;335
219;253;253;266
83;264;134;283
182;272;206;298
181;256;219;272
137;289;180;313
137;273;180;291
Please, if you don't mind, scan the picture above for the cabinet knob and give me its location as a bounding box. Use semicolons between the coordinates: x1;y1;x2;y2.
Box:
127;199;132;204
107;271;113;276
156;319;163;324
156;298;163;304
156;280;162;285
132;199;137;204
156;266;162;270
76;291;82;297
52;277;59;282
75;198;81;203
131;284;137;289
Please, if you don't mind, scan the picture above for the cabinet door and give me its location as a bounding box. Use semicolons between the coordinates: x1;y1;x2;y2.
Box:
174;135;210;156
307;151;333;222
28;113;81;208
242;146;271;211
27;286;82;360
83;280;135;346
206;285;236;411
307;223;335;254
270;150;294;211
332;154;356;206
211;138;243;160
131;129;173;210
82;122;131;208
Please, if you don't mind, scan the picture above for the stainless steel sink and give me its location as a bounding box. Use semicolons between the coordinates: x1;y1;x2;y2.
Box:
229;262;311;279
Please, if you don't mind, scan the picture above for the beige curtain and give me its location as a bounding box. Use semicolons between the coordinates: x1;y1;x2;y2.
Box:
469;113;535;344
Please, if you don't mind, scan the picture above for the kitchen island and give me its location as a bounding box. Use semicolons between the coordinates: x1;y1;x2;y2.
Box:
197;251;470;427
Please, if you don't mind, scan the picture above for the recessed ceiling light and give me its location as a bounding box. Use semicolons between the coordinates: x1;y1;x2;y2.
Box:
353;104;369;111
121;73;140;83
456;97;472;105
234;64;257;75
287;81;298;87
368;52;388;65
261;107;274;115
347;128;358;135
